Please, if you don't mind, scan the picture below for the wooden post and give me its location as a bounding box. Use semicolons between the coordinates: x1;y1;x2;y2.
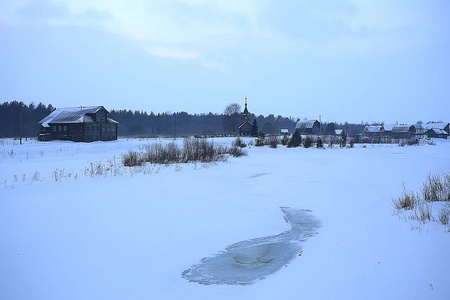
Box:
19;101;23;145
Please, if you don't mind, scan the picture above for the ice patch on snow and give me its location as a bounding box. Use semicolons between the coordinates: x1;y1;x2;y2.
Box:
182;208;320;285
248;172;272;178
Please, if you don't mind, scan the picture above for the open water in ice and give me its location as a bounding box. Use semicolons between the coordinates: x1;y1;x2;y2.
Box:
182;208;321;285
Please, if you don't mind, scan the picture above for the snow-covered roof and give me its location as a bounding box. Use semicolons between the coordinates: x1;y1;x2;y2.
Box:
364;125;384;133
424;122;448;130
392;125;414;133
428;128;448;135
383;124;395;132
238;120;252;129
335;129;343;135
295;120;319;129
38;106;107;127
280;129;289;133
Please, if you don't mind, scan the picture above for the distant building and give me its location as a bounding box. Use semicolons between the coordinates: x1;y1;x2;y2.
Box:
335;129;343;136
424;122;450;135
280;128;289;135
426;128;448;139
239;98;253;136
38;106;118;142
295;119;320;135
384;124;416;138
363;125;384;137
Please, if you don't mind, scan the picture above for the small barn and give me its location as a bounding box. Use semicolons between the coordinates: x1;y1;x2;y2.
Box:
295;120;320;135
38;106;118;142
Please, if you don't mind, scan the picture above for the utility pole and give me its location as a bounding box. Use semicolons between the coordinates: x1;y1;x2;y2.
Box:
174;113;177;139
19;101;23;145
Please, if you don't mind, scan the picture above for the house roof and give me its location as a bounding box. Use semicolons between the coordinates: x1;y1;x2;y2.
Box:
364;125;384;133
38;106;111;127
239;120;253;129
383;124;395;132
295;120;319;129
391;125;415;133
427;128;448;135
424;122;449;130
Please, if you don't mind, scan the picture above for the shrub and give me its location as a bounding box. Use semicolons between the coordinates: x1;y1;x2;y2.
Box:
228;145;247;157
316;137;323;148
303;136;313;148
123;138;247;166
439;206;450;225
413;200;433;223
267;136;279;148
349;139;354;148
393;185;418;210
421;172;450;202
122;150;145;167
407;137;420;146
281;135;289;146
232;137;246;148
255;137;265;147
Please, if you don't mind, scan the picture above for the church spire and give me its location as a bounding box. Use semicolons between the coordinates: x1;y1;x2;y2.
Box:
242;97;250;117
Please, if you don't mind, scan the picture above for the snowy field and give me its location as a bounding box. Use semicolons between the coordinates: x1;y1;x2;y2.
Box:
1;137;449;300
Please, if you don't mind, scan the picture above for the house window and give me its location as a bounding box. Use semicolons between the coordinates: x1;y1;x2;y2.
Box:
64;126;67;131
53;126;56;132
58;126;62;132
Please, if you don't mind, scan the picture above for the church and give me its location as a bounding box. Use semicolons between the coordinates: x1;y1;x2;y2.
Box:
238;98;253;136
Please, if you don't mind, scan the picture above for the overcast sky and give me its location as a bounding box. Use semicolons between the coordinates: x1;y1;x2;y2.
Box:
1;0;449;124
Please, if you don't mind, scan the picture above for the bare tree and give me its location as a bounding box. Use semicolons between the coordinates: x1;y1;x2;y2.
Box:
224;103;241;115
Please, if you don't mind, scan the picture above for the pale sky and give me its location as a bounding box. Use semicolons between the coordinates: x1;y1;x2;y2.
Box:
1;0;449;124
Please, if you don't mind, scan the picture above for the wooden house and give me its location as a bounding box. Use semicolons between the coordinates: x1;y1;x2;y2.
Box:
295;120;320;135
363;125;384;137
426;128;448;139
424;122;449;135
391;125;416;138
38;106;118;142
384;124;416;138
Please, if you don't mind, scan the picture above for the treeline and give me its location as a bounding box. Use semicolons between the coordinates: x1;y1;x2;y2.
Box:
0;101;54;138
108;110;298;137
0;100;368;138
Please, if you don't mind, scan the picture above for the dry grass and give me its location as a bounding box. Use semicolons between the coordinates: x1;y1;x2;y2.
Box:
122;138;246;166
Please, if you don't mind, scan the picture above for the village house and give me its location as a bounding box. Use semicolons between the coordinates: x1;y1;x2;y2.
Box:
363;125;385;137
426;128;448;139
295;119;320;135
38;106;118;142
383;124;416;139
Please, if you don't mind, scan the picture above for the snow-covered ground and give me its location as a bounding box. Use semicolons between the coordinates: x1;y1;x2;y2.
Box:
1;137;449;300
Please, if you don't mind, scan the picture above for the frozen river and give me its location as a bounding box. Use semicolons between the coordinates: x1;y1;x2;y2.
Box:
182;208;321;285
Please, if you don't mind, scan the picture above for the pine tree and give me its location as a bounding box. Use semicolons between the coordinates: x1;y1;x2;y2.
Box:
340;131;347;147
303;136;313;148
316;137;324;148
287;130;302;148
250;119;259;137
